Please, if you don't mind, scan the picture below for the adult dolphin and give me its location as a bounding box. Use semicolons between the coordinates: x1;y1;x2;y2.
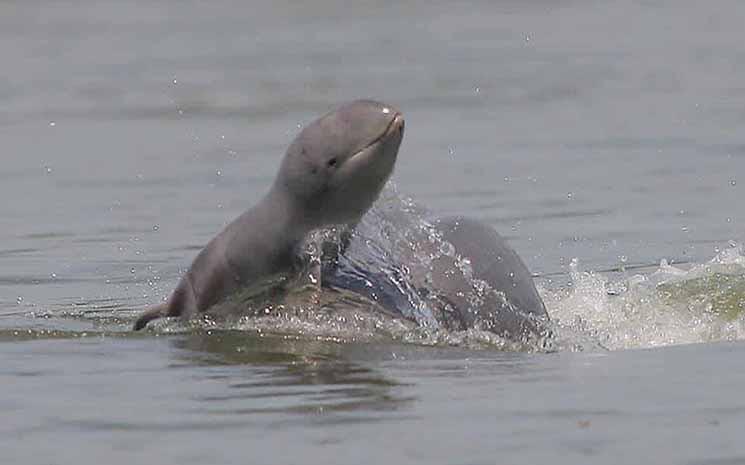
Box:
321;204;551;342
429;216;550;339
134;100;405;330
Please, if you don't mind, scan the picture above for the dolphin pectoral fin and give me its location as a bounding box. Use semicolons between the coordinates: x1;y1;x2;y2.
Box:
133;302;169;331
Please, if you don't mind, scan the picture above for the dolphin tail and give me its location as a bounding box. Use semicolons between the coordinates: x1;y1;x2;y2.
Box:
133;302;169;331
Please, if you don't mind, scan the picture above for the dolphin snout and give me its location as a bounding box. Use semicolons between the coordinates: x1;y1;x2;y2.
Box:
390;112;404;136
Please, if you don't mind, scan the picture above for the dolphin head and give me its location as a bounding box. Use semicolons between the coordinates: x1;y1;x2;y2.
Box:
275;99;404;226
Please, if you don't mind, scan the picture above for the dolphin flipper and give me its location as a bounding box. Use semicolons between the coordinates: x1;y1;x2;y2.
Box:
133;302;169;331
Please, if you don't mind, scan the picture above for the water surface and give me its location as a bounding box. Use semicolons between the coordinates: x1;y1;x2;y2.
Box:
2;1;745;463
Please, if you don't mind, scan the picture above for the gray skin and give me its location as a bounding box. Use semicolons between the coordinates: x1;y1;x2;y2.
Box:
134;100;405;330
134;99;549;342
322;213;550;342
428;216;549;339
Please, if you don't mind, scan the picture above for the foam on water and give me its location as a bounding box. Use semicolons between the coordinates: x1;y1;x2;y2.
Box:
545;244;745;351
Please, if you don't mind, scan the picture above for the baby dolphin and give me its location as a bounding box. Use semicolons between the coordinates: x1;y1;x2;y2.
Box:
134;100;405;330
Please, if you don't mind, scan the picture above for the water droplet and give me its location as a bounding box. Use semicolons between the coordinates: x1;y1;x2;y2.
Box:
44;166;52;174
152;224;159;231
525;34;531;42
730;179;737;187
50;273;57;279
678;209;686;215
474;86;480;94
16;296;22;303
447;146;456;157
177;109;184;115
619;255;628;263
567;192;574;199
439;241;455;256
215;170;222;177
681;225;689;232
130;268;136;274
382;107;390;114
172;78;178;85
49;121;56;127
726;217;732;223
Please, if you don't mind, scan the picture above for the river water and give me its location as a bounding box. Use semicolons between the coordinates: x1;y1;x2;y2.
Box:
2;1;745;464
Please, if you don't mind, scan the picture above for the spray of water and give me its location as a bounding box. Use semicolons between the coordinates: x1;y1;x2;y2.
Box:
546;244;745;350
26;186;745;353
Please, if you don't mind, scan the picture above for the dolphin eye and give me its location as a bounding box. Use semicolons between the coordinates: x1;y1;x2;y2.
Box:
327;157;338;167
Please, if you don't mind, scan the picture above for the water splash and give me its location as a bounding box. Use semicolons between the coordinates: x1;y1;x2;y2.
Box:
15;187;745;353
546;244;745;350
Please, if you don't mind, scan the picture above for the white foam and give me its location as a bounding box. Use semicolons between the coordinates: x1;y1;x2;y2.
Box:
544;244;745;351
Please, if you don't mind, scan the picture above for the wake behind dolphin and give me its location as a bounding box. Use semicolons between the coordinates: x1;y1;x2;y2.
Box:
134;100;550;345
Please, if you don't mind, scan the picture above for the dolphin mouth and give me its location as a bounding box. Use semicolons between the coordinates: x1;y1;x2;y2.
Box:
348;112;404;161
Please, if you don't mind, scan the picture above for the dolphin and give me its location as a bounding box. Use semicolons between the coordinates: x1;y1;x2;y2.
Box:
134;100;404;330
134;99;549;344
